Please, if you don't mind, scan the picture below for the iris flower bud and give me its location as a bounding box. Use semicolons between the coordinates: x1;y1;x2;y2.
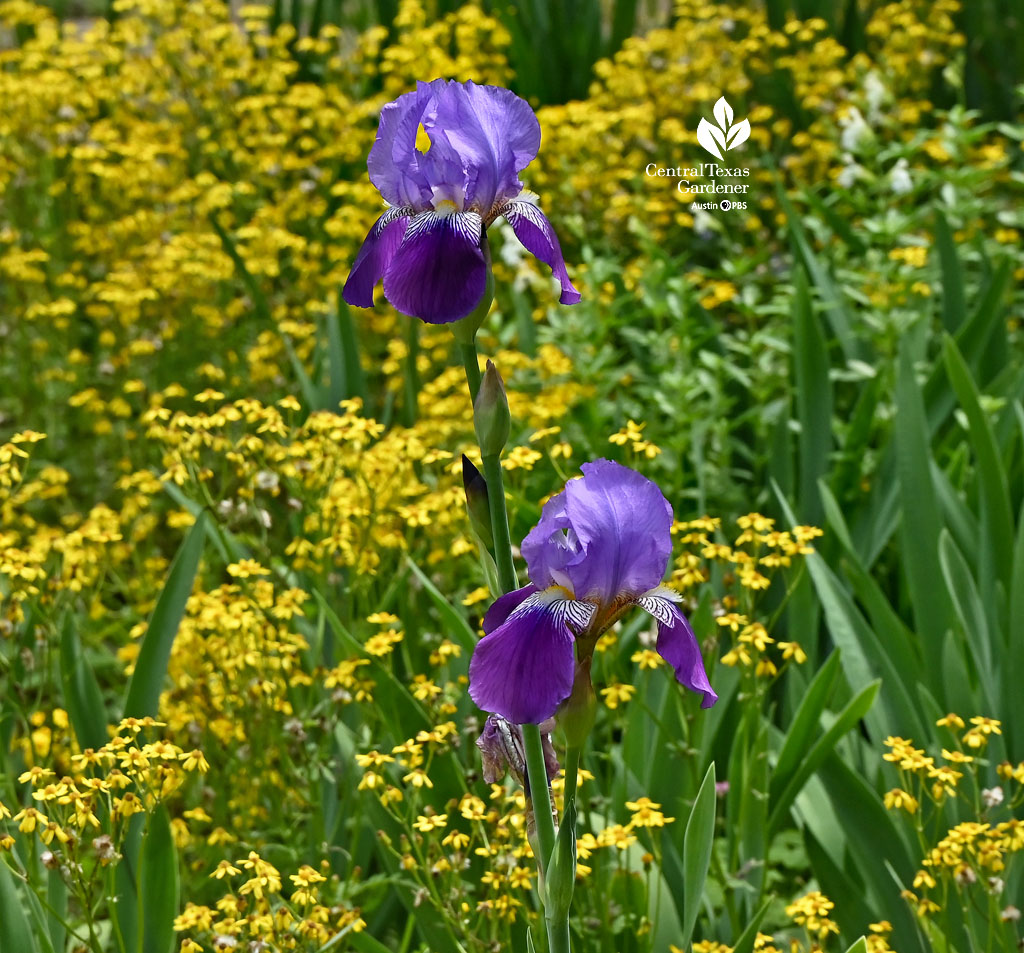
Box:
474;360;510;457
461;456;493;548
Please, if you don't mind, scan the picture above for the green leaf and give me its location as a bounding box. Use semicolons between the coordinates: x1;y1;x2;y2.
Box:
680;761;716;948
770;649;840;802
776;483;923;738
943;335;1014;595
843;939;868;953
895;344;950;663
731;898;771;953
1007;500;1024;755
934;211;965;334
60;614;108;751
792;266;832;523
777;186;861;362
114;815;143;953
768;680;880;836
0;861;36;953
123;513;207;719
938;530;998;712
347;932;396;953
139;805;179;953
817;756;924;953
404;557;478;655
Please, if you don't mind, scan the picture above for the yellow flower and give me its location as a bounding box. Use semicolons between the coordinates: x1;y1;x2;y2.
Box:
413;813;448;832
600;683;636;709
625;797;675;828
883;788;920;813
630;649;663;670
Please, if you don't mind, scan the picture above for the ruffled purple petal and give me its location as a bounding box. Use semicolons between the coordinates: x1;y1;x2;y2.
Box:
383;210;487;324
367;81;442;209
440;82;540;211
469;589;591;724
367;79;541;215
560;459;673;603
638;589;717;709
521;490;580;591
483;585;538;634
502;201;581;305
342;207;412;308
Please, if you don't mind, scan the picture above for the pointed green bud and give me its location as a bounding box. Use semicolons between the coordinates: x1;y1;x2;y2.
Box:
544;796;577;921
462;455;493;550
474;360;510;457
555;656;597;749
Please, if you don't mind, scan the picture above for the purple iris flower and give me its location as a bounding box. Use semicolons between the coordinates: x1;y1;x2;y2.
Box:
342;78;581;324
468;459;718;725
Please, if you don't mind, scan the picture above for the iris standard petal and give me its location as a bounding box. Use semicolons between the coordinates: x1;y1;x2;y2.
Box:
502;201;582;305
483;584;537;633
367;80;440;209
382;210;487;324
341;207;412;308
469;589;593;724
560;459;673;603
638;588;718;709
441;81;541;211
520;490;581;591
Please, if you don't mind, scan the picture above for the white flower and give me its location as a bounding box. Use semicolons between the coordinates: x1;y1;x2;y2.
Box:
890;158;913;195
981;786;1004;808
839;107;872;153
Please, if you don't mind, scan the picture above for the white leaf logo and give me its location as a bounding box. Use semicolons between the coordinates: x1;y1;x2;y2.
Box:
697;118;725;161
697;97;750;160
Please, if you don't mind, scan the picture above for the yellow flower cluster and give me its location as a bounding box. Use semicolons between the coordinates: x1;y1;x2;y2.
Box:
785;889;841;941
175;855;365;952
883;716;1024;924
671;514;821;594
1;717;205;868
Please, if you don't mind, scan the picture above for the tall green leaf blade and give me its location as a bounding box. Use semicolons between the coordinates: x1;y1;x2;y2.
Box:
139;805;179;953
404;557;478;655
60;614;108;751
123;513;207;719
731;898;772;953
770;649;840;803
895;344;950;665
942;335;1014;595
777;186;861;361
0;861;36;953
818;755;924;953
768;680;880;836
680;762;716;948
934;211;965;334
938;530;998;712
1007;501;1024;756
792;267;832;523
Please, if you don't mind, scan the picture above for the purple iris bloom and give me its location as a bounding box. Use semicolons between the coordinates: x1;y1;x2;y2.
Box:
342;78;581;324
469;459;718;725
